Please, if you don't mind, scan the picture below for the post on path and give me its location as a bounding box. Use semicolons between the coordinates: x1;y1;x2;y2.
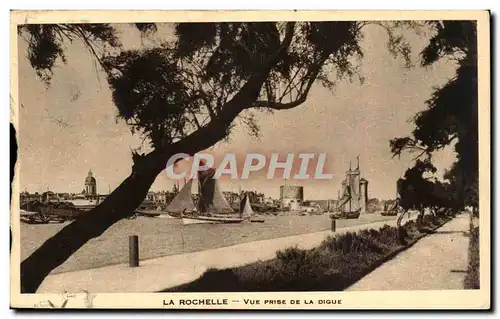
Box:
331;218;336;232
129;235;139;267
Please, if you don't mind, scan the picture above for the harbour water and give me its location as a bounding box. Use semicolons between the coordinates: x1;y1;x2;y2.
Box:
21;213;396;275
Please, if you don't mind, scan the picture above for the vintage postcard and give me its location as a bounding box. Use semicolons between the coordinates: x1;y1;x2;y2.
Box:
10;10;490;309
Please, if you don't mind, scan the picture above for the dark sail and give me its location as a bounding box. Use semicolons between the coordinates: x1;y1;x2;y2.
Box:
197;168;234;214
338;184;352;210
165;179;196;213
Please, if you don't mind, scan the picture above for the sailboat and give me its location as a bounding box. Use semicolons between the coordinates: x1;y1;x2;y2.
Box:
334;185;361;219
381;189;400;216
240;193;265;223
331;160;361;219
161;167;260;224
161;179;197;218
185;168;241;224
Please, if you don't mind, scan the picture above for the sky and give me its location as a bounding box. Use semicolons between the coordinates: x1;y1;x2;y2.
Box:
17;22;459;200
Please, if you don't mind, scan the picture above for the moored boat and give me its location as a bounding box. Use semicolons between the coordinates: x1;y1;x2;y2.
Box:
381;191;400;216
162;166;264;225
181;215;244;224
330;158;363;220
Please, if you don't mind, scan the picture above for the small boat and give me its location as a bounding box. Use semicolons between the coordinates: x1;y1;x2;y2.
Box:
381;202;398;216
20;200;83;223
250;218;265;223
381;191;400;216
135;209;162;217
181;215;244;224
41;202;83;222
20;209;47;224
239;193;265;223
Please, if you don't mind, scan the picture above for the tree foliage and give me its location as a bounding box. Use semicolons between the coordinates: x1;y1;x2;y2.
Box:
16;20;426;293
397;159;453;217
100;22;365;149
19;21;417;151
390;21;478;212
18;24;122;84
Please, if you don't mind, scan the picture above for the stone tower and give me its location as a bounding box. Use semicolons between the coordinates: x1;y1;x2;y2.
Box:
360;178;368;214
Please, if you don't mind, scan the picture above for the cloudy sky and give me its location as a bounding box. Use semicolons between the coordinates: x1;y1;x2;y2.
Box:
17;22;458;200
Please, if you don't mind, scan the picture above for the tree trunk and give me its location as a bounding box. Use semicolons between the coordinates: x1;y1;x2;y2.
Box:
416;209;424;226
19;71;270;293
19;26;299;293
396;209;408;228
20;156;165;293
396;209;409;245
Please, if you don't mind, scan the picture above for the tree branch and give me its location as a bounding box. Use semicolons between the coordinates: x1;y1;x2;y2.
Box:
155;23;298;159
252;98;305;110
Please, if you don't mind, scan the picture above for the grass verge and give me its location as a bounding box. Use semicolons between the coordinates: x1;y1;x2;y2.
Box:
464;216;480;289
161;214;452;292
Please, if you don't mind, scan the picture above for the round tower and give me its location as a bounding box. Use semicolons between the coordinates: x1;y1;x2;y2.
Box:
280;185;304;211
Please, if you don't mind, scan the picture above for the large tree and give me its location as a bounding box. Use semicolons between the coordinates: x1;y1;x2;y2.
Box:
17;21;418;292
390;21;478;215
396;159;453;220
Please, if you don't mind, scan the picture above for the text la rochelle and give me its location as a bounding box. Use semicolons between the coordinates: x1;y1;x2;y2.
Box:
165;153;334;180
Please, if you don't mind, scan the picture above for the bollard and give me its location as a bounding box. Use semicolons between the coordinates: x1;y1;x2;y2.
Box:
331;218;336;232
129;235;139;267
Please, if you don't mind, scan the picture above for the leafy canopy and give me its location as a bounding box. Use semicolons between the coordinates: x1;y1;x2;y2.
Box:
391;21;478;210
20;21;418;152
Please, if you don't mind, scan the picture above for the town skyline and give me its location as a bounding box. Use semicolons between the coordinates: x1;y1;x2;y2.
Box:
18;22;457;200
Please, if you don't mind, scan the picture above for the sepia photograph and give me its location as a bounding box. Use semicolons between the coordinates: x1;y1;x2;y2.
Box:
9;10;490;309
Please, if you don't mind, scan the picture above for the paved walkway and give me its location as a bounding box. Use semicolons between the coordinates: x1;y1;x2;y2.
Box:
37;216;416;293
347;213;470;291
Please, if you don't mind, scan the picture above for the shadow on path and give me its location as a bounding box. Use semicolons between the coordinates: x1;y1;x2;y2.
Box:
432;230;469;236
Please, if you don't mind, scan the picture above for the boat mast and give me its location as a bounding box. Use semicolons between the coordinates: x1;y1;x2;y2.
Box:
197;176;203;215
348;161;351;213
239;184;242;213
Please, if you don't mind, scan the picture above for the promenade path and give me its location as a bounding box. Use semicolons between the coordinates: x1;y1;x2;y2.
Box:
347;213;470;291
38;216;416;293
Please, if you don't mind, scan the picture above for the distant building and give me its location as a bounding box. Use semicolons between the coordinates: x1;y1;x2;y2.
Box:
146;191;156;202
280;185;304;211
58;193;71;200
223;191;241;206
20;191;42;203
360;178;369;213
83;170;97;197
307;199;338;211
143;190;177;207
246;191;265;204
154;192;169;205
263;197;276;205
42;191;57;202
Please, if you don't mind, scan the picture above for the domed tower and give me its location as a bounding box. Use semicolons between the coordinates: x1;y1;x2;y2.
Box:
84;170;97;197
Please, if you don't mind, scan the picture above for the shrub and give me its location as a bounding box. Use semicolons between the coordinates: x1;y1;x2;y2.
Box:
162;216;450;292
